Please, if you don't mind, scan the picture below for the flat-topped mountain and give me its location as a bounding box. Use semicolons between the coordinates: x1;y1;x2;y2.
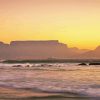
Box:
10;40;63;46
0;40;72;60
0;40;100;60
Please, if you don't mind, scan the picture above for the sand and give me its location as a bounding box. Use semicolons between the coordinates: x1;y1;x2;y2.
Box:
0;86;93;100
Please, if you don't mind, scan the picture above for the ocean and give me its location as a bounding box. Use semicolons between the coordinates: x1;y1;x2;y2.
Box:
0;63;100;100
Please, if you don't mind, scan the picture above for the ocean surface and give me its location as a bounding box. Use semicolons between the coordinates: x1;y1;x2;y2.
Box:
0;63;100;100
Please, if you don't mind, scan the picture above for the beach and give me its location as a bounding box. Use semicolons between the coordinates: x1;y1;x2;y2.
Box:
0;63;100;100
0;87;92;100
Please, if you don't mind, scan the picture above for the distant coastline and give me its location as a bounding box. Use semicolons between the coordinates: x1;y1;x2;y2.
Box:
3;59;100;64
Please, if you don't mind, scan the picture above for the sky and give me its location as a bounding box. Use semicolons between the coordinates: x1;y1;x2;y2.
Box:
0;0;100;49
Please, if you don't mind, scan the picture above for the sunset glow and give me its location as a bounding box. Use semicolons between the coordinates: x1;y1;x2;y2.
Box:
0;0;100;49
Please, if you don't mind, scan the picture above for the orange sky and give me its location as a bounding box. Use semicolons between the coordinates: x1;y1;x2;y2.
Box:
0;0;100;49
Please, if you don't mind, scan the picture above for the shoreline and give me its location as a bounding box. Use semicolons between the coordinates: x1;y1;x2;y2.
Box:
0;86;92;100
3;59;100;64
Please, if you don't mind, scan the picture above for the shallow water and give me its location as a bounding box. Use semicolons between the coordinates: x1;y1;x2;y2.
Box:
0;63;100;100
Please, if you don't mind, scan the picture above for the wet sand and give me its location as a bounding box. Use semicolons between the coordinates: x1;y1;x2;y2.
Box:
0;86;60;98
0;86;93;100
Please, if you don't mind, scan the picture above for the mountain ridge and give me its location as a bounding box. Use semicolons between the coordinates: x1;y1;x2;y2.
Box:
0;40;99;60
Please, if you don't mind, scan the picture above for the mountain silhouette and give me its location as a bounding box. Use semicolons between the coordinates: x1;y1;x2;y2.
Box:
0;40;77;60
79;46;100;59
0;40;99;60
